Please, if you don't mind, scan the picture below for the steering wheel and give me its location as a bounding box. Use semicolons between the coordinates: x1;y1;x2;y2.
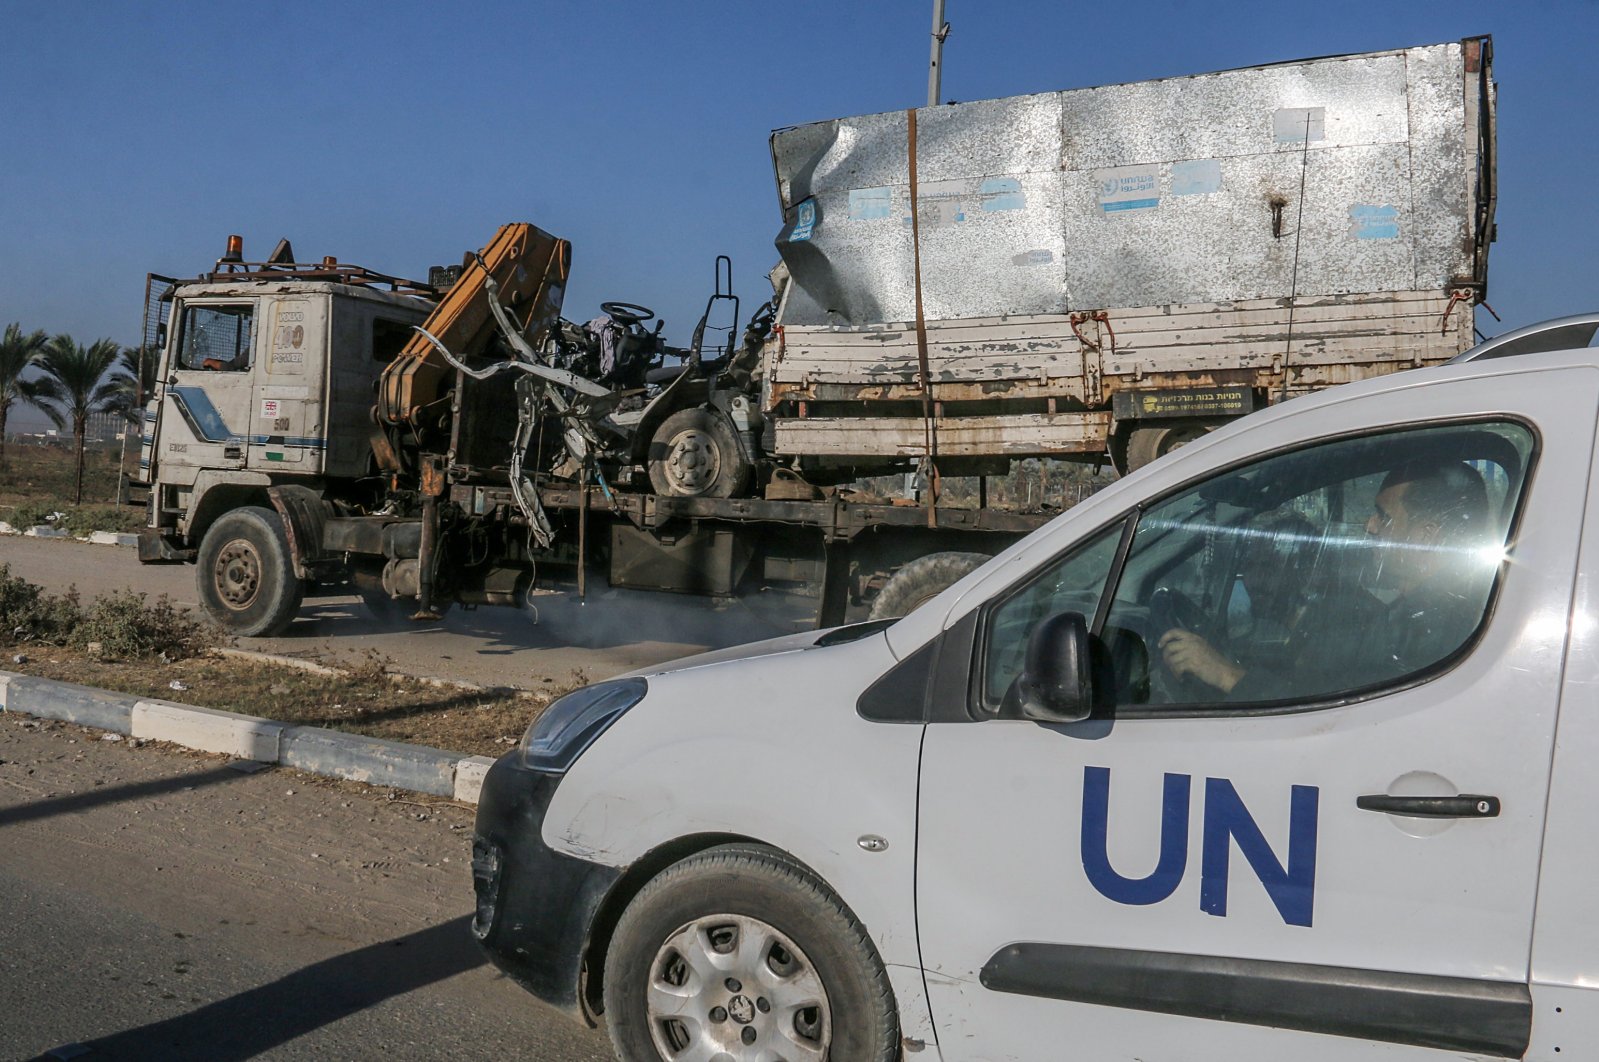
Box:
601;301;655;327
1147;586;1222;703
1148;586;1207;638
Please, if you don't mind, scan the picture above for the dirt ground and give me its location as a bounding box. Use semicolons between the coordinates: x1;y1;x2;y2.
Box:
2;645;579;757
0;714;615;1060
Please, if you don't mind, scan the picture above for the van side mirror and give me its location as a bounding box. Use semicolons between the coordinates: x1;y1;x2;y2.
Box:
1017;611;1093;723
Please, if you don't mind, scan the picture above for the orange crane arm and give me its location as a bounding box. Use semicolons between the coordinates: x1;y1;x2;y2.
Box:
376;222;571;428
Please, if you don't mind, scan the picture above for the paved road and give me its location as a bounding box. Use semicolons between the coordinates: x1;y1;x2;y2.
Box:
0;713;616;1061
0;536;817;688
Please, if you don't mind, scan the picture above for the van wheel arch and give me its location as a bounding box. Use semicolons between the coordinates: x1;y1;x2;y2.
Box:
581;832;789;1021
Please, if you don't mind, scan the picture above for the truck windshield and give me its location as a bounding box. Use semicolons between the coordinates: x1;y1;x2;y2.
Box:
180;304;254;372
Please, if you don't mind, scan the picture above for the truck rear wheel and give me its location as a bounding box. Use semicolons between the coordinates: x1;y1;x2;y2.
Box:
1125;419;1221;473
648;407;751;498
196;506;305;637
868;551;989;620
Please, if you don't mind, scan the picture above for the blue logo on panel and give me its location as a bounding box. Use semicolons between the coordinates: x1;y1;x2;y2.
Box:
790;199;817;242
1080;766;1319;927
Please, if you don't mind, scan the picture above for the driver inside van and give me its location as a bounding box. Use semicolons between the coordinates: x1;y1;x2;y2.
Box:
1157;460;1492;700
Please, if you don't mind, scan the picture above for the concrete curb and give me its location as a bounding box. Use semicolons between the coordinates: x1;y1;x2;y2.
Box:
0;521;138;547
0;670;498;805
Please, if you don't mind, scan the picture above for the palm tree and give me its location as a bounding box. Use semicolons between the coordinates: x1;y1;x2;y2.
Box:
30;335;128;504
103;343;159;424
0;323;49;465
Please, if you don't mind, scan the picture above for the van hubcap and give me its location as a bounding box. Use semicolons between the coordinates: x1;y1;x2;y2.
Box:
646;913;830;1059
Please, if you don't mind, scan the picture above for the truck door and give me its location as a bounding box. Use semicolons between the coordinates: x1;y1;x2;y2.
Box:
914;365;1598;1060
159;300;257;473
247;295;325;469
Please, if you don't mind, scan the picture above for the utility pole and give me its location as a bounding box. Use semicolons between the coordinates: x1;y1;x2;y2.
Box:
927;0;950;107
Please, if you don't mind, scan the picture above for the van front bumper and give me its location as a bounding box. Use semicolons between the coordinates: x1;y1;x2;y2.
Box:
471;752;623;1026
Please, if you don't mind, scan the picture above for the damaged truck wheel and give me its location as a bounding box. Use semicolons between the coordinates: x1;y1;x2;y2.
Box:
647;407;751;498
196;506;305;637
868;551;989;620
1124;419;1221;474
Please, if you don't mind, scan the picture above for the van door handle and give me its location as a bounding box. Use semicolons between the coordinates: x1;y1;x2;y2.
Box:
1356;794;1500;818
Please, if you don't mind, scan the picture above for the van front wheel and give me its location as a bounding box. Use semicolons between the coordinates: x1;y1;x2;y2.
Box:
603;844;899;1062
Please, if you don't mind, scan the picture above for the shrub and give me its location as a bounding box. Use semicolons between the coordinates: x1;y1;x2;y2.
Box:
5;502;54;531
0;564;81;644
72;590;213;661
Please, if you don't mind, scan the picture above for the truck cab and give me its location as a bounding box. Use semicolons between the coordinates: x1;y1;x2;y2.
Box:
140;278;430;550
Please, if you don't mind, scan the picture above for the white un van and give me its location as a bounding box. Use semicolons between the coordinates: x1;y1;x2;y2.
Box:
472;314;1599;1061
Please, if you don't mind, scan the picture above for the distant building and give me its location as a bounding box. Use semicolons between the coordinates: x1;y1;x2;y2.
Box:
86;410;123;444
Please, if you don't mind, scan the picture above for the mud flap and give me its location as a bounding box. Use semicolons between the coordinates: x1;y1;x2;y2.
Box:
267;484;332;580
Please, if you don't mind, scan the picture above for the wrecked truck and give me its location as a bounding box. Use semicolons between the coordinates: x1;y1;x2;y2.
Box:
129;36;1499;637
131;227;1045;637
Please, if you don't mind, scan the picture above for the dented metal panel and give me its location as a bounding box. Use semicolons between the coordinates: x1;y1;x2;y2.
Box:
765;38;1493;460
771;40;1485;327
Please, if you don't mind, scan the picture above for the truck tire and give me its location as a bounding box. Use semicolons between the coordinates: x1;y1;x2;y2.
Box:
868;550;989;620
1125;419;1221;473
603;843;899;1062
195;506;305;637
648;407;751;498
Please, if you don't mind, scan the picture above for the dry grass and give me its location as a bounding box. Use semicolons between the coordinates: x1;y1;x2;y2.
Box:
0;441;122;502
0;442;140;533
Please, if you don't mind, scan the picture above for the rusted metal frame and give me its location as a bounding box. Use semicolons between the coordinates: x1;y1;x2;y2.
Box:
576;466;589;601
771;379;1097;405
203;262;436;294
414;457;447;619
817;538;853;629
905;107;940;520
836;503;1047;536
534;484;1048;546
1279;108;1316;400
1466;35;1496;294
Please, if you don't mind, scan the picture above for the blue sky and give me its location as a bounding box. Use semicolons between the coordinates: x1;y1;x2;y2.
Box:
2;0;1595;366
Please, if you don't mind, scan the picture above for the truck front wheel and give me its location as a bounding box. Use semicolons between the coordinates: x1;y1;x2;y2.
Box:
196;506;305;637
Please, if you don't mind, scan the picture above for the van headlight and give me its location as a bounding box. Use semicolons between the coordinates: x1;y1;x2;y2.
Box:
518;678;647;773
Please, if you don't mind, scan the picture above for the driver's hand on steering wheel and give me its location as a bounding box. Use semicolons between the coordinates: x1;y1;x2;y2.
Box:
1158;629;1244;694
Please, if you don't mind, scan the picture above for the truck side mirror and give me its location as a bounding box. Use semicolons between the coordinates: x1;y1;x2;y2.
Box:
1016;611;1093;723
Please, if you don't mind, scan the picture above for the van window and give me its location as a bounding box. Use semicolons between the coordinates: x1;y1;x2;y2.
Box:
980;421;1534;714
981;522;1124;707
179;304;254;372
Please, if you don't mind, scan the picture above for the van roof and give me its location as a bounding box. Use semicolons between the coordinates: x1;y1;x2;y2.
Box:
1450;313;1599;365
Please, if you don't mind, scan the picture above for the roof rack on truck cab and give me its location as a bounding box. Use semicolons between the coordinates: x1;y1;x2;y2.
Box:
192;234;437;296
